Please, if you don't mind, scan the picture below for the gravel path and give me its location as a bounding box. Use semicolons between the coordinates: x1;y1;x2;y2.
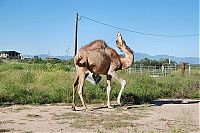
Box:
0;99;199;133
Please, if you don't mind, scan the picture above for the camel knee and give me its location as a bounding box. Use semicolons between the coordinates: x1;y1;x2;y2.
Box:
78;90;82;95
121;80;126;89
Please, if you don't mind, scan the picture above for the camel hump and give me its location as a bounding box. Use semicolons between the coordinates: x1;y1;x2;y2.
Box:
80;40;108;51
75;40;109;67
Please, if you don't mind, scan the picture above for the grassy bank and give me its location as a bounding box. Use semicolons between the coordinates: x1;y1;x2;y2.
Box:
0;62;199;105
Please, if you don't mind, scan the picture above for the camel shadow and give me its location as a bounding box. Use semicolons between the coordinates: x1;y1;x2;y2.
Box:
75;99;200;111
152;99;200;106
91;93;152;111
120;93;200;107
91;104;122;111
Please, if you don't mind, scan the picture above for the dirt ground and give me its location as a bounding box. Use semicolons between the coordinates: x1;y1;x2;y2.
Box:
0;99;199;133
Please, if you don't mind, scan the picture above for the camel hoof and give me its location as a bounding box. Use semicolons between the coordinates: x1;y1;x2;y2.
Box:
72;108;76;111
107;105;113;109
117;100;121;105
118;103;122;106
72;106;76;111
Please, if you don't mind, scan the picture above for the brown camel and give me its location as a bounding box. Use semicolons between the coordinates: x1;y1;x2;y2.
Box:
72;32;134;111
180;63;187;76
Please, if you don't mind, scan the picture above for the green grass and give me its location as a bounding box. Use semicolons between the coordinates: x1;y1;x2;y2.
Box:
0;62;199;105
0;62;75;104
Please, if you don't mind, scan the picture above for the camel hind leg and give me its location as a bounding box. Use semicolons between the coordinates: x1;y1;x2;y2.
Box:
72;66;89;111
77;74;88;110
72;76;79;111
72;74;87;111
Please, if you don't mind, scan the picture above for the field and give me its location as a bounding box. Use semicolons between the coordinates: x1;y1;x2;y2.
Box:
0;61;200;132
0;61;199;105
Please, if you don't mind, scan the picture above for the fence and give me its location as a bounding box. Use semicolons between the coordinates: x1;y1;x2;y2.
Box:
127;64;200;76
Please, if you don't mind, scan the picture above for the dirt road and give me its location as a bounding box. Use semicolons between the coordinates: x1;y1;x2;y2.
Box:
0;99;199;132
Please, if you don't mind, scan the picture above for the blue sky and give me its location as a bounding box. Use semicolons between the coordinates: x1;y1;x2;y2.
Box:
0;0;199;57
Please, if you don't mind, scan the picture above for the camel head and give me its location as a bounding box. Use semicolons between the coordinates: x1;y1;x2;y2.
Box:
116;32;133;54
116;32;127;50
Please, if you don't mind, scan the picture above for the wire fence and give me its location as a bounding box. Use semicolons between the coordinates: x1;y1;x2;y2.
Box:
125;64;200;77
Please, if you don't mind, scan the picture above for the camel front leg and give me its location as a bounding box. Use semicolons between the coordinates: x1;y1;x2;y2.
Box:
77;74;87;110
106;75;112;108
111;72;126;105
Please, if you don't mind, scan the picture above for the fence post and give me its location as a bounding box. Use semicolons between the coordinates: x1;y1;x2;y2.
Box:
175;64;177;71
161;65;164;76
189;64;191;76
164;66;167;76
128;67;131;74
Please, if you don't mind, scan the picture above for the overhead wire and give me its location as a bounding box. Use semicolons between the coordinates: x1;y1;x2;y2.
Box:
79;15;199;38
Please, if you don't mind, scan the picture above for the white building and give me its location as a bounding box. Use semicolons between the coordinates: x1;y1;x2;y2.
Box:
0;51;21;59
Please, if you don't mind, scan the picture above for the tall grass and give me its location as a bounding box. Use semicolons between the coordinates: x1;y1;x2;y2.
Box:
0;62;199;105
120;72;200;104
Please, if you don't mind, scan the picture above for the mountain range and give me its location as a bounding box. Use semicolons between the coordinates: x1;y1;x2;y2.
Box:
23;53;200;64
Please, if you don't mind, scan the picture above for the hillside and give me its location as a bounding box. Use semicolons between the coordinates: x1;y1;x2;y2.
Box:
22;53;200;64
135;53;200;64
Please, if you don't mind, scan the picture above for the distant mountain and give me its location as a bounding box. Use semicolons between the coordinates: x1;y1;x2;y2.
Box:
135;53;200;64
22;53;200;64
55;55;73;60
22;54;73;60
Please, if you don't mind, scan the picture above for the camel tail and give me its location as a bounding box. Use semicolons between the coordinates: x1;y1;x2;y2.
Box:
74;55;79;65
74;54;87;67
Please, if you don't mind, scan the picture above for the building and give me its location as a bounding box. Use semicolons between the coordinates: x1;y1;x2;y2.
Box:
0;51;21;59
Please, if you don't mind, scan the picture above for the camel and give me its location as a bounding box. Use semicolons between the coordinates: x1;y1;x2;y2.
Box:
72;32;134;111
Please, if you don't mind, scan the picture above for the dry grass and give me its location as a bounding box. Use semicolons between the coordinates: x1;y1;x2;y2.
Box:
53;105;151;130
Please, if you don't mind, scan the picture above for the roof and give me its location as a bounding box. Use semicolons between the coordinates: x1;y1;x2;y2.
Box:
0;51;21;54
46;57;61;60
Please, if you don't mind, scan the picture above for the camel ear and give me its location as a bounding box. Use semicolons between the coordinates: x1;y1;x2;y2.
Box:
117;33;123;43
117;32;121;37
122;39;126;45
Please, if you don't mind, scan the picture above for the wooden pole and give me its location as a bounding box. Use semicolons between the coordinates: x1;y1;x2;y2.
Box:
74;13;79;57
189;64;191;76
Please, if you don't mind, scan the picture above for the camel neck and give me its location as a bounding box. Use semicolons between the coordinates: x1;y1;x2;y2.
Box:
120;46;134;69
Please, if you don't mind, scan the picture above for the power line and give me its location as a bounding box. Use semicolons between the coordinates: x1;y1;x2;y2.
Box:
79;15;199;37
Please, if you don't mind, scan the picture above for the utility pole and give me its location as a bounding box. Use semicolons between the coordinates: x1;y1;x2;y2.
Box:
66;44;70;65
47;50;50;58
66;46;68;65
74;13;79;56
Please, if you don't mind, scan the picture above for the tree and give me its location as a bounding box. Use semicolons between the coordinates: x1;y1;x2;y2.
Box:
32;56;44;64
135;58;176;66
160;58;176;65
